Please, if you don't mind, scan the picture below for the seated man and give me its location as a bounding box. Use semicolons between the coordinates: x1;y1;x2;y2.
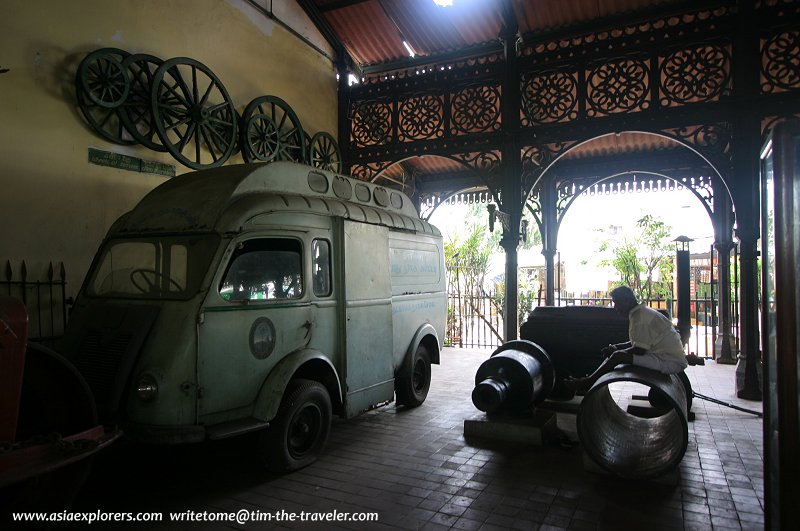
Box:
564;285;689;393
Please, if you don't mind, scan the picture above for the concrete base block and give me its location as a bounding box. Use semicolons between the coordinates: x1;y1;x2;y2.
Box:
626;399;669;418
463;409;557;446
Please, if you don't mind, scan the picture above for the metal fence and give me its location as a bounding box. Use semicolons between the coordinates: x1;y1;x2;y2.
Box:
1;260;70;346
445;273;725;357
446;287;503;349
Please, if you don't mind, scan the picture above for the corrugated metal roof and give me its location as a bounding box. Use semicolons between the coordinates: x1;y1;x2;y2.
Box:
312;0;684;69
307;0;701;193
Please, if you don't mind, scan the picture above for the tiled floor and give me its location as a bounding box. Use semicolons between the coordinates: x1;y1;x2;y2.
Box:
74;348;764;530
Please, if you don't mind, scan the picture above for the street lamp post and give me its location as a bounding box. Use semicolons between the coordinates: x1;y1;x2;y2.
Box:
674;235;693;346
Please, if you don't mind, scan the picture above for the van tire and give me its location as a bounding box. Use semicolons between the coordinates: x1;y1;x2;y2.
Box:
259;378;331;472
396;344;431;407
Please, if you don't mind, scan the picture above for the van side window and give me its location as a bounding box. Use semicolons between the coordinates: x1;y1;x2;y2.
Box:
219;238;303;301
312;239;332;297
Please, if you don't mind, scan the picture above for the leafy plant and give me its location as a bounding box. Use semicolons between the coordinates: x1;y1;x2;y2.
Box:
597;214;674;302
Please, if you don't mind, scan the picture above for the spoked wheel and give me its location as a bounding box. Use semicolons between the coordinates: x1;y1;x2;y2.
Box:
258;379;331;472
150;57;238;169
75;48;136;145
396;344;432;407
119;53;167;151
240;95;306;163
308;131;341;173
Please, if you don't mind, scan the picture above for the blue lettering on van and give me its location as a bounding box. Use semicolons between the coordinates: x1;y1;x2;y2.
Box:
393;301;436;314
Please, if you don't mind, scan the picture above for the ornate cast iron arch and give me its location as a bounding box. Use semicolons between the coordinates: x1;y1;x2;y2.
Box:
421;186;498;222
552;171;715;235
522;130;733;219
369;154;500;220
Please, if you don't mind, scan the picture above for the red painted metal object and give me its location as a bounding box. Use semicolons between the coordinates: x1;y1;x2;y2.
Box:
0;295;121;507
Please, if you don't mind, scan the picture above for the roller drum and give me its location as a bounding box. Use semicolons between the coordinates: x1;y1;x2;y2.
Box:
472;340;554;414
577;366;689;479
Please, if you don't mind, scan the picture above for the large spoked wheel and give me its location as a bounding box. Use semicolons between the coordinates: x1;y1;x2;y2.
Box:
240;95;306;163
308;131;341;173
259;379;331;472
150;57;238;169
119;53;167;151
75;48;136;145
396;344;432;407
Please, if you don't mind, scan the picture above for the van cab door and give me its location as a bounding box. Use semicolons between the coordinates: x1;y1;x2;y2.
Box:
341;219;394;416
197;235;312;423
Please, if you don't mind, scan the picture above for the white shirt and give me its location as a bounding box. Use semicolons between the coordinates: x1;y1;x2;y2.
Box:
628;303;685;359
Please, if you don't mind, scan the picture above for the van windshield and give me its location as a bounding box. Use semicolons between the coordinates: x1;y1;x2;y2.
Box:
88;235;219;300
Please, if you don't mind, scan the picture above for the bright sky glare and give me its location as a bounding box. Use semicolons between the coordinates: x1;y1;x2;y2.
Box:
428;187;715;292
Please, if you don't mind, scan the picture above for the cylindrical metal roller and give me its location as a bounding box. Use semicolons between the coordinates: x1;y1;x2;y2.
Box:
472;340;554;414
577;366;689;479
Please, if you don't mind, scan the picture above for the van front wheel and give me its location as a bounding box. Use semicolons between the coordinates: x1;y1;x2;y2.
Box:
396;344;431;407
259;379;331;472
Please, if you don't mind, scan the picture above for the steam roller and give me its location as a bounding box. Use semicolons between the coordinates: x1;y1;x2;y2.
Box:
470;306;691;480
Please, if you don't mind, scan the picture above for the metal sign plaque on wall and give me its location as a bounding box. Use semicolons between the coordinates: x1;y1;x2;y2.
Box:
88;147;175;177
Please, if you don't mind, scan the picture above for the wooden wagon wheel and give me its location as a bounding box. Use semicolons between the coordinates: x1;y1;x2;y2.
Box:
75;48;136;145
118;53;167;152
240;95;305;163
150;57;238;169
308;131;341;173
77;48;130;108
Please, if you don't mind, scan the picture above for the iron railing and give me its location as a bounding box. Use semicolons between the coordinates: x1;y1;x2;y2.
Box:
2;260;70;346
445;275;727;357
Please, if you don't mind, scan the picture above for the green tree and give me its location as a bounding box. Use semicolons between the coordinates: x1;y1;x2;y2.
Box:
598;214;674;302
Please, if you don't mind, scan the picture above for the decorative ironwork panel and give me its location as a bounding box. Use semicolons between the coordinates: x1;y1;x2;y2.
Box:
551;173;715;224
521;70;578;125
663;123;732;163
521;142;578;171
398;93;444;142
450;84;501;136
659;44;732;107
761;30;800;93
350;161;392;182
519;6;734;69
524;190;543;234
420;189;498;220
762;113;800;142
350;100;392;148
452;150;501;172
586;57;650;117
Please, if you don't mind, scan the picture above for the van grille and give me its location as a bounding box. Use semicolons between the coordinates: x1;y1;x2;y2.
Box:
72;331;133;411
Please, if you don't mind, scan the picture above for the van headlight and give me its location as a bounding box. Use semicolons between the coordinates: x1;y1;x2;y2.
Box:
136;373;159;402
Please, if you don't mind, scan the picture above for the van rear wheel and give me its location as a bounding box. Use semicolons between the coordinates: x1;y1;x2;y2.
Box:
259;379;331;472
396;344;431;407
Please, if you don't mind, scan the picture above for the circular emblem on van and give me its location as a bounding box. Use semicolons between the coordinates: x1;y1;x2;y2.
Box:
249;317;276;359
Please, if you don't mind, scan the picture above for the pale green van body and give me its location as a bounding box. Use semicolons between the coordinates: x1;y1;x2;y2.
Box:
60;162;446;447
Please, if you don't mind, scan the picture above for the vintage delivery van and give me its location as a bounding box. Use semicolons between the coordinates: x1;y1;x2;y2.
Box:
59;162;446;470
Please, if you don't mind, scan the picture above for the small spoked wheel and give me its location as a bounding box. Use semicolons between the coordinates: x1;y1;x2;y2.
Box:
259;379;331;472
150;57;238;169
244;113;281;162
308;131;341;173
75;48;136;145
77;48;130;108
396;344;432;407
240;95;305;163
119;53;167;151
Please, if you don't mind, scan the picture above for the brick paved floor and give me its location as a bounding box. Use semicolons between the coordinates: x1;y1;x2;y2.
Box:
73;347;764;530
